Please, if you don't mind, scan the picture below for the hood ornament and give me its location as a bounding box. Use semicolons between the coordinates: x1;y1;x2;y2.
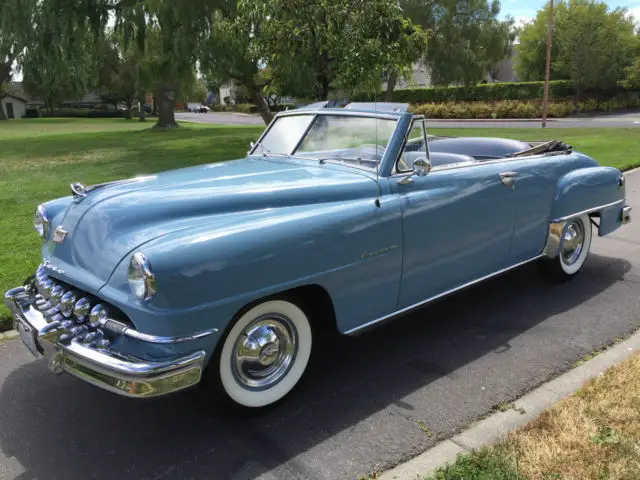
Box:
70;182;88;199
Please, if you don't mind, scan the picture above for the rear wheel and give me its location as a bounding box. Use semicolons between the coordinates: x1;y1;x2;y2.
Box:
538;214;592;282
208;299;312;409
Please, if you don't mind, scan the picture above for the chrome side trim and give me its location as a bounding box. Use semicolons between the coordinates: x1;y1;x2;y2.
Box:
119;325;219;344
552;199;625;223
345;254;544;335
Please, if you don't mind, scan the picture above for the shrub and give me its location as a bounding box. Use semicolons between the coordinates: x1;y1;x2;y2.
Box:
408;93;639;119
38;107;125;118
235;103;257;114
353;81;640;104
353;81;577;103
23;107;41;118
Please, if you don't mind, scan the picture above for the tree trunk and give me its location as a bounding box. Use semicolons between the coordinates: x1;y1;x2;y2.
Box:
154;82;177;128
317;74;330;101
0;63;11;119
384;71;398;102
250;86;274;125
125;100;132;120
152;96;158;115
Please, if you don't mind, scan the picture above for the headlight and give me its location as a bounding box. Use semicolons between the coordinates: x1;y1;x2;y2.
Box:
128;252;156;300
34;205;49;238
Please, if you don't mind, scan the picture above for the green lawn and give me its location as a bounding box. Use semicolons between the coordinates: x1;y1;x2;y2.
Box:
1;118;639;330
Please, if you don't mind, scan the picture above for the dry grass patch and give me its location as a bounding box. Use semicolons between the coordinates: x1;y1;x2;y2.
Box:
428;352;640;480
510;353;640;480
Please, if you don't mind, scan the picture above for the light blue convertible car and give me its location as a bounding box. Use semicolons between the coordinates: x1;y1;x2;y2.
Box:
5;103;632;408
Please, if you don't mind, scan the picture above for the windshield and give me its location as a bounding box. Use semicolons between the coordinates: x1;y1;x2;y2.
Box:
254;114;398;169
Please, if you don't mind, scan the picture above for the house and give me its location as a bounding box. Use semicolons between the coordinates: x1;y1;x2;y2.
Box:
1;84;28;118
381;49;518;91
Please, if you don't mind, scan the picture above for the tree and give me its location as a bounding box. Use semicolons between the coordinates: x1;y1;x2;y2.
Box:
199;0;275;124
2;0;215;127
0;0;37;119
114;1;215;127
20;0;98;115
182;77;209;105
515;3;565;81
404;0;514;86
243;0;427;103
517;0;637;95
620;57;640;89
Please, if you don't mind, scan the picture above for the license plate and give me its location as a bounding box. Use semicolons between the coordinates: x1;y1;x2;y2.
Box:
16;319;39;358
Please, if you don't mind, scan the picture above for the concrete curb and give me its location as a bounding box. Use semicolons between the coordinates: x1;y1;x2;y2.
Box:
379;330;640;480
0;329;18;342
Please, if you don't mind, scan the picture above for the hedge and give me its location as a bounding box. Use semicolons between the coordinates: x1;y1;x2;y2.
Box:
409;94;640;119
35;107;126;118
353;81;638;104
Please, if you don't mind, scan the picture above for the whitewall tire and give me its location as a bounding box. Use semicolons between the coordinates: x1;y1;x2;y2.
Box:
539;214;592;282
215;299;312;408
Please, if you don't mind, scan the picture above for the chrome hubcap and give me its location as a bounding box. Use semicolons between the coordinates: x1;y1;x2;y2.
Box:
232;314;298;390
561;220;585;266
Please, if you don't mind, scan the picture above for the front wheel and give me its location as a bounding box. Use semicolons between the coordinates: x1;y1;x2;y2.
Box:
538;214;592;282
208;299;312;409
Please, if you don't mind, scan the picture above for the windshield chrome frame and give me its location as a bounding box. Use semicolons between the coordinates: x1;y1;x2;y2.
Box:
249;110;403;171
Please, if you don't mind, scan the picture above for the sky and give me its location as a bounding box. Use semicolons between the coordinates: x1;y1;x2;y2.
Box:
500;0;640;27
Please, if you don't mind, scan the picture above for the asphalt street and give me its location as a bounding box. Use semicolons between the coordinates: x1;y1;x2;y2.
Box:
1;173;639;480
176;110;640;128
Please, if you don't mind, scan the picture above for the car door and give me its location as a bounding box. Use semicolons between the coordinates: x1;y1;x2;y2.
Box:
390;121;519;309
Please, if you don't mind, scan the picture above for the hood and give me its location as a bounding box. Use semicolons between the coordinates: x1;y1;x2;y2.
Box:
45;157;376;287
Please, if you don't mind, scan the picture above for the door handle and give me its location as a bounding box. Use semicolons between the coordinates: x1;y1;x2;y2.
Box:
499;171;518;189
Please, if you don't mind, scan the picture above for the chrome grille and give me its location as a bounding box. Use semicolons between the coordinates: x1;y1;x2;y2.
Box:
34;265;111;349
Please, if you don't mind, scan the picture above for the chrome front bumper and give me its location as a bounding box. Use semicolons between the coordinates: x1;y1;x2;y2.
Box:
4;286;206;398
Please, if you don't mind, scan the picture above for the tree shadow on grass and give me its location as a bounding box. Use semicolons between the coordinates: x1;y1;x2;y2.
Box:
0;254;637;480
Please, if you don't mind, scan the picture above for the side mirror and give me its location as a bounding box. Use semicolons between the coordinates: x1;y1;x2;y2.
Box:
397;157;431;184
413;157;431;176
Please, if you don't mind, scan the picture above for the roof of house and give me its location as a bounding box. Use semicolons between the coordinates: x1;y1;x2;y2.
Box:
3;82;29;102
3;83;28;102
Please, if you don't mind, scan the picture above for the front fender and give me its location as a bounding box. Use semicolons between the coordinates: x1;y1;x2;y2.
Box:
551;166;624;220
100;197;404;338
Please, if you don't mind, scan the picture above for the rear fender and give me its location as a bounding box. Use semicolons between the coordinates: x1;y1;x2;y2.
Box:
550;166;625;236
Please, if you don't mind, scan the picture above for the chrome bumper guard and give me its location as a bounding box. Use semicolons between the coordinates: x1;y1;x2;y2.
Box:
4;286;206;398
622;206;632;225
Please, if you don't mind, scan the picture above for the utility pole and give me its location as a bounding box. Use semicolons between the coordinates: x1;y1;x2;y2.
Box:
541;0;554;128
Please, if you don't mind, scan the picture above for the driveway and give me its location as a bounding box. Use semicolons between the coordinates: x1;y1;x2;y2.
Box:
1;173;638;480
177;110;640;128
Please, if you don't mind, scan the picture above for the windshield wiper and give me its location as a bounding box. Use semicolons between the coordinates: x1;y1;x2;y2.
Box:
318;156;363;165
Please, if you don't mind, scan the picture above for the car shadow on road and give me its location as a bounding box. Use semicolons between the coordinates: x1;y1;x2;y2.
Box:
0;253;633;480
